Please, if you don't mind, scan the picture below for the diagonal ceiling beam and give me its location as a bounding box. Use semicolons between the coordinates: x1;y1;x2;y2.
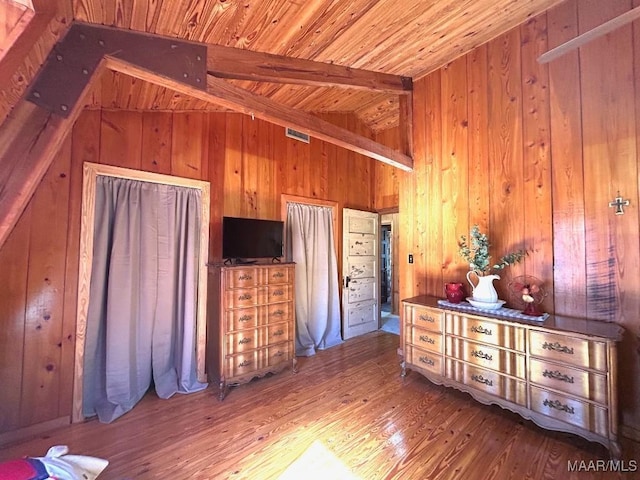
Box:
0;21;412;249
0;59;106;249
106;55;412;171
207;44;412;94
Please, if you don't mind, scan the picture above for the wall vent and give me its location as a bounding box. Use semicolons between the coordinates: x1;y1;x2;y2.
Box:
285;127;310;144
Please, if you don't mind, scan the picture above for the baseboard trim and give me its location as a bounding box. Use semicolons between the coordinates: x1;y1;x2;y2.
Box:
0;416;70;447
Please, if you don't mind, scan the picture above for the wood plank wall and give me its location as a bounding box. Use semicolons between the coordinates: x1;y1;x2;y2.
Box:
0;109;377;440
398;0;640;436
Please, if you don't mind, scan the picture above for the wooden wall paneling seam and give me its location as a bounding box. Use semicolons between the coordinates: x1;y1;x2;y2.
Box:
487;29;525;302
60;109;101;420
440;57;469;284
424;71;443;296
0;202;30;433
223;113;244;218
207;112;227;261
20;137;71;426
99;110;143;169
467;44;490;233
520;14;554;314
241;114;259;217
141;111;173;175
547;0;587;318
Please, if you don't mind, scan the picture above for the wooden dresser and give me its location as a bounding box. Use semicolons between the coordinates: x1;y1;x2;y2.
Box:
207;263;296;399
402;295;623;456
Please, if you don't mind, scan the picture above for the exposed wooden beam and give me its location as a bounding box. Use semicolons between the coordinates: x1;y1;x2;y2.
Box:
207;45;412;94
538;6;640;63
0;60;104;250
105;56;413;171
0;7;57;92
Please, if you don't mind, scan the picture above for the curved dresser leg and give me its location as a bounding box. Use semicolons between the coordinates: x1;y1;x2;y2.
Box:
292;357;299;374
218;378;228;401
609;440;622;460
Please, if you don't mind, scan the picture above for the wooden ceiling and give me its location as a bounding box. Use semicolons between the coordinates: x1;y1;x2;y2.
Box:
67;0;565;132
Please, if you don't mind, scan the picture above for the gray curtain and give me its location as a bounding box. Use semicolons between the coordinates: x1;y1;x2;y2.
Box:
285;203;342;356
83;176;207;423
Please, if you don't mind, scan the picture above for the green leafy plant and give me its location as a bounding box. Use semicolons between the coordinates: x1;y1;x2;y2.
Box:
458;225;527;275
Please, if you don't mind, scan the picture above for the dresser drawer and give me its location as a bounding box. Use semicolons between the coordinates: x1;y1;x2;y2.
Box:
265;266;292;285
268;342;292;367
405;344;443;376
406;325;443;353
529;358;607;404
406;306;443;333
445;313;525;351
226;329;259;355
225;287;261;308
265;302;292;324
226;307;259;331
446;359;527;406
226;351;260;379
530;385;608;437
529;330;606;372
225;268;259;288
445;337;525;379
267;323;290;345
267;284;293;303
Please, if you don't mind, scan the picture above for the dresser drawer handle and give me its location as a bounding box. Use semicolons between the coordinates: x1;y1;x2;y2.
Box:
272;309;285;316
238;274;253;281
418;314;435;323
471;325;492;336
238;293;252;301
471;349;493;361
238;337;251;344
238;360;251;367
272;272;285;278
543;398;575;415
471;374;493;387
543;369;574;384
273;329;284;336
238;315;252;323
419;335;435;344
419;356;435;366
272;289;284;296
542;341;574;355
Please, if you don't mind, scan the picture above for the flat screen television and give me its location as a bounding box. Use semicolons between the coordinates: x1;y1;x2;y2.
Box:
222;216;284;262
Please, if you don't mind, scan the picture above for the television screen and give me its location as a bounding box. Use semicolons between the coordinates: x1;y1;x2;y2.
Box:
222;216;284;261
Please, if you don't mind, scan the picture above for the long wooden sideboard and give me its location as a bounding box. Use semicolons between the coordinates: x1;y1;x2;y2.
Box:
401;295;623;456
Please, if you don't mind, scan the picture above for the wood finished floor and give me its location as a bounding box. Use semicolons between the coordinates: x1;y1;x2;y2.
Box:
1;331;638;479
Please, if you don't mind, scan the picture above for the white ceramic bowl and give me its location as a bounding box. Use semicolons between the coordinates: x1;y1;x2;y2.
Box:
466;297;506;310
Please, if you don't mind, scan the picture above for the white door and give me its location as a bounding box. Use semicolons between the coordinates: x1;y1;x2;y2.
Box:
342;208;380;340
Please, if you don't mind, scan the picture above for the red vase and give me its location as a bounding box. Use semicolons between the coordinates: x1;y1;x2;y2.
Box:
444;282;465;304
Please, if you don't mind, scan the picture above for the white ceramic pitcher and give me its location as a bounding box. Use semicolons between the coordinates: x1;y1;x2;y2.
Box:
466;271;500;303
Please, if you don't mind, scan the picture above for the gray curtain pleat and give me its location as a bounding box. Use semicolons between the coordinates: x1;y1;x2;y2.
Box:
285;203;342;356
83;176;207;423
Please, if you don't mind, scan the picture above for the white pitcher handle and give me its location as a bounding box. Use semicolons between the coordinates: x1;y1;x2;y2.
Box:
466;270;478;290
